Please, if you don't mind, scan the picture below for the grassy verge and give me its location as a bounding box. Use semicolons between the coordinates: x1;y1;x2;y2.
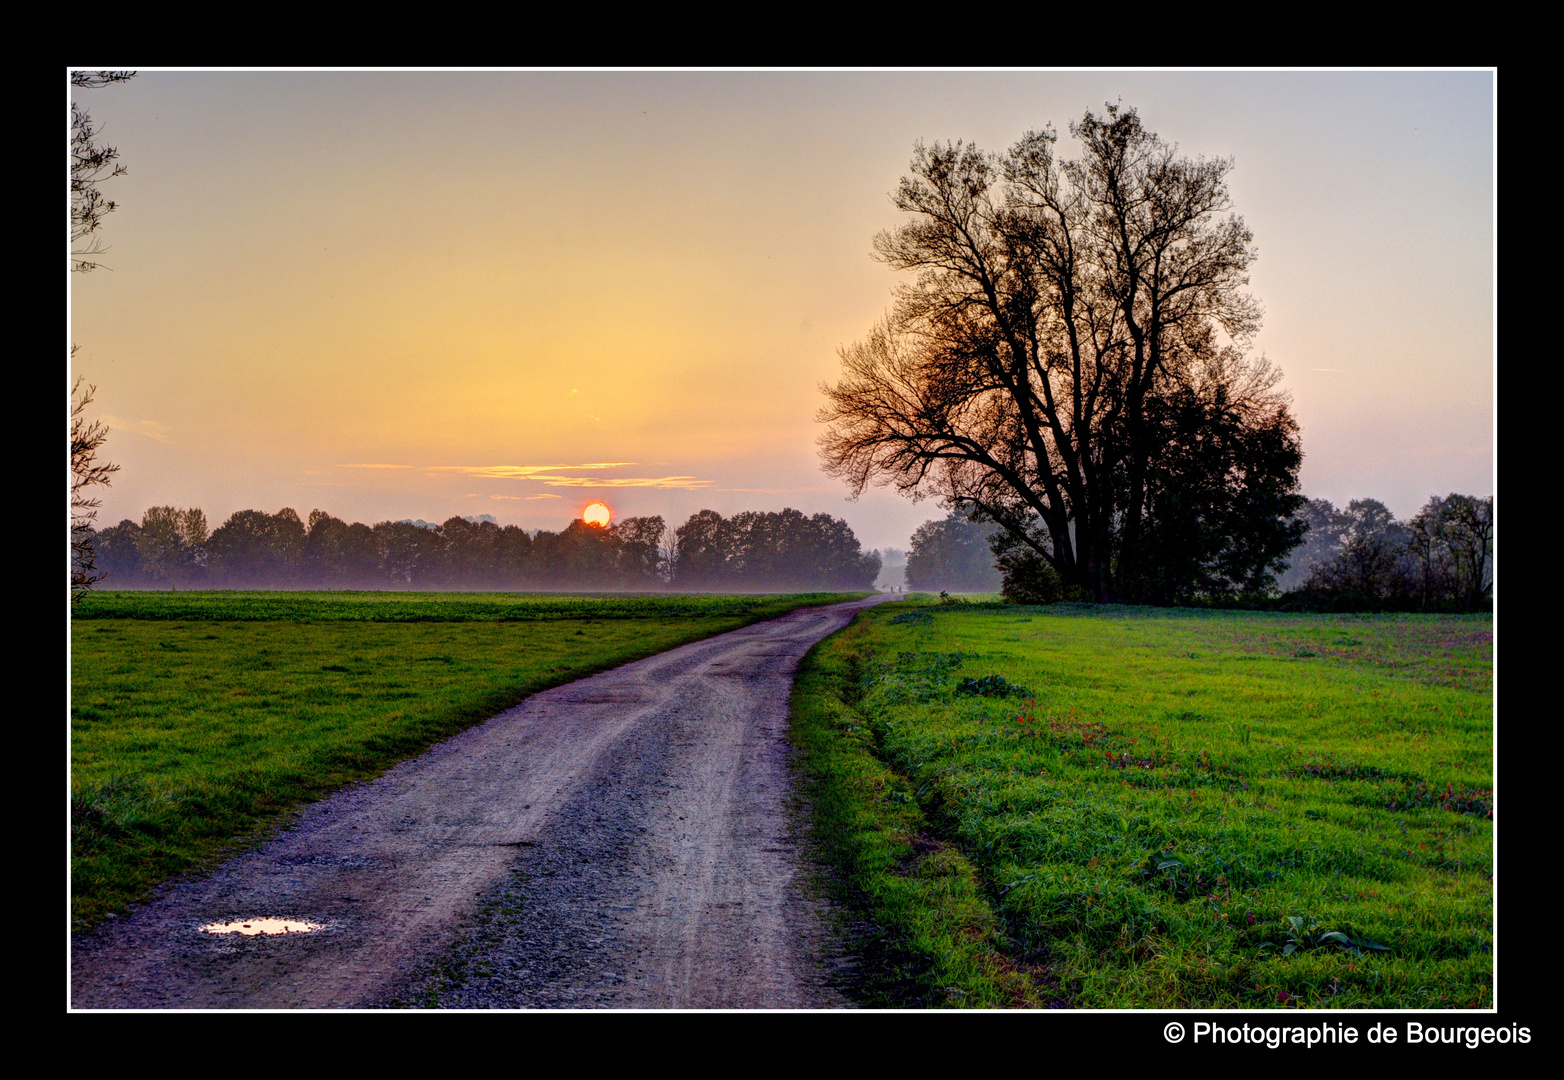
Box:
790;613;1061;1008
791;597;1493;1009
71;590;860;932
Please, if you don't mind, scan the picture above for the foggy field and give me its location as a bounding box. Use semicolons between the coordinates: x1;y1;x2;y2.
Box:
70;590;860;931
792;599;1493;1008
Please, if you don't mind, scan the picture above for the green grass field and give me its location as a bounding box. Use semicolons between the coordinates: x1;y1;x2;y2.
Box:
70;589;859;932
791;597;1493;1009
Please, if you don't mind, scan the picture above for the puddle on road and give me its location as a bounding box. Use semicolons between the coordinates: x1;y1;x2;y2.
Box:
200;918;323;936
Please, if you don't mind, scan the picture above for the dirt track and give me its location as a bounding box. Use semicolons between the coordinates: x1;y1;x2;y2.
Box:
71;595;890;1009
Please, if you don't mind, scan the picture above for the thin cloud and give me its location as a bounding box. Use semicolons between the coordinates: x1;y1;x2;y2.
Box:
101;414;173;443
491;493;563;501
339;462;711;490
535;475;712;489
427;463;635;479
340;463;417;469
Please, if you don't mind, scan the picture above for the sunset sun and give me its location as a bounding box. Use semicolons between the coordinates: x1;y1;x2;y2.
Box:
582;501;611;527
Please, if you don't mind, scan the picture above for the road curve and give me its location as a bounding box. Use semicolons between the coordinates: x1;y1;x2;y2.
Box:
71;594;892;1009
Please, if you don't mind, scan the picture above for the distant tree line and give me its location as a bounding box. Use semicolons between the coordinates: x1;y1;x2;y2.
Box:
1275;495;1493;612
671;508;880;591
85;506;880;592
897;493;1492;611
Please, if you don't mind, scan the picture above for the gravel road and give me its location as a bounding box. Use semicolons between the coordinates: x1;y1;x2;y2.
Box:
71;595;891;1009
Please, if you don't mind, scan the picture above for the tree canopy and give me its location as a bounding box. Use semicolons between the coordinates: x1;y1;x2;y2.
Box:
819;105;1305;603
904;513;1000;593
1280;495;1493;612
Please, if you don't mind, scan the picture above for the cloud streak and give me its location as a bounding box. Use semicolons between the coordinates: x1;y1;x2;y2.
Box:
101;414;174;443
533;475;712;489
426;463;636;479
341;462;712;490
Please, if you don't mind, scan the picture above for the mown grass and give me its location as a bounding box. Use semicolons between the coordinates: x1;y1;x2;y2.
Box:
71;590;860;932
792;597;1493;1009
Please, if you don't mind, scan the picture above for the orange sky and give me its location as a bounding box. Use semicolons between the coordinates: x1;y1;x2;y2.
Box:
69;70;1494;550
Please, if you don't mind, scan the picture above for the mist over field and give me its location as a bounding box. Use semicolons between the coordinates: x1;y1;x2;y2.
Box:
70;71;1491;562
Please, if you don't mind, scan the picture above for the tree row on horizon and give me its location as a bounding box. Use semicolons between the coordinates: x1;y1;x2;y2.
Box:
896;493;1493;612
80;505;883;593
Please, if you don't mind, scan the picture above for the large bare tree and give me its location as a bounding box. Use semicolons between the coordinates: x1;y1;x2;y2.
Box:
819;105;1304;602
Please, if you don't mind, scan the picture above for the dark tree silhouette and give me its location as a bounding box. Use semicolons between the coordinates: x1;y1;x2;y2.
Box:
135;506;208;588
71;71;136;273
904;513;1001;593
89;519;145;585
70;72;135;599
819;105;1304;603
71;378;119;600
671;509;878;591
1412;494;1493;610
612;516;668;586
672;510;730;588
304;510;380;587
1276;499;1350;592
208;508;306;587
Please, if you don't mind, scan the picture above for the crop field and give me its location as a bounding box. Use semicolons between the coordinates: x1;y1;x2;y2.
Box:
791;598;1494;1009
70;589;859;931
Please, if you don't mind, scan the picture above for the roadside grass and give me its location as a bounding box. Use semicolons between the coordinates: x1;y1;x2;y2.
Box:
71;590;859;932
792;598;1492;1009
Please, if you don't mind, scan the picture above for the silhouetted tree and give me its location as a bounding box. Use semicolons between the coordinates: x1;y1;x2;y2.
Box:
1301;499;1415;606
373;520;441;587
435;516;503;587
496;524;536;588
71;377;119;599
612;516;668;586
299;510;378;587
71;71;136;273
819;105;1303;603
70;72;135;599
1408;494;1493;610
671;508;878;591
905;513;1001;593
554;519;622;588
91;519;145;585
136;506;208;587
1114;365;1306;603
1276;499;1350;592
208;508;306;587
672;510;730;588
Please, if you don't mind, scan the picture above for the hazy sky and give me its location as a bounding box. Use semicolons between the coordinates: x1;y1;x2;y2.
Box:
69;70;1494;552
